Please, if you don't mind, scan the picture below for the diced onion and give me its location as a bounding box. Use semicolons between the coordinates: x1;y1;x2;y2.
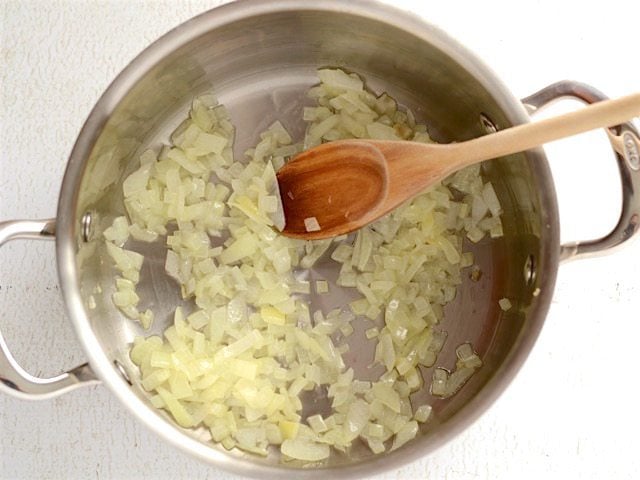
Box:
281;438;330;461
103;216;130;246
304;217;321;232
315;280;329;294
499;297;512;311
391;420;418;451
307;414;329;434
414;405;432;423
107;68;504;463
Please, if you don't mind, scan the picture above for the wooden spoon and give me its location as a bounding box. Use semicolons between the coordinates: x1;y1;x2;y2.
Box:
277;92;640;240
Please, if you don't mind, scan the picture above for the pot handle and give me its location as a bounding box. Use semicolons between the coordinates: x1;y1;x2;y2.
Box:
522;81;640;262
0;219;99;399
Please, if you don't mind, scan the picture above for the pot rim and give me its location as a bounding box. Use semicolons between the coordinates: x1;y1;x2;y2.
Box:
56;0;559;477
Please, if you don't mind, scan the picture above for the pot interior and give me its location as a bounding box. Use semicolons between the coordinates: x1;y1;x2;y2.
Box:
68;3;559;474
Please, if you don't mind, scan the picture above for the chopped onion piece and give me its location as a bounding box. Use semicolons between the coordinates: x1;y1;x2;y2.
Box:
315;280;329;294
431;368;448;396
279;420;300;440
129;223;158;242
499;297;512;311
261;305;286;325
414;404;432;423
304;217;321;232
372;383;401;413
103;216;130;246
281;438;330;462
365;327;379;339
482;182;502;217
455;343;475;362
367;422;384;437
367;438;386;454
157;387;194;428
391;420;418;451
445;367;475;397
318;68;363;91
138;309;154;329
307;414;328;433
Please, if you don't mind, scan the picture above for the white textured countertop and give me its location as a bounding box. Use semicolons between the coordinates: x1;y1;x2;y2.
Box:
1;1;639;479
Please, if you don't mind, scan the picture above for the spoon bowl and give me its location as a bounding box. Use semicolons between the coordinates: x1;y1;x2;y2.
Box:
277;141;389;238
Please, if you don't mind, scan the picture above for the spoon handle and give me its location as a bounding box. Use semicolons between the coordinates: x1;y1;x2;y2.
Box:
454;92;640;166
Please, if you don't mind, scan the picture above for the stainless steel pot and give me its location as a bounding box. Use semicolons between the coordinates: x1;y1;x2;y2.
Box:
1;0;639;478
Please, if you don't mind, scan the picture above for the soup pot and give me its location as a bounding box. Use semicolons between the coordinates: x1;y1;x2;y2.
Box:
1;0;639;478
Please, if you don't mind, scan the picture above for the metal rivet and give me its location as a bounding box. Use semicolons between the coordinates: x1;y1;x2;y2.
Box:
622;131;640;171
524;254;536;286
480;113;498;134
81;212;93;242
114;360;132;386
